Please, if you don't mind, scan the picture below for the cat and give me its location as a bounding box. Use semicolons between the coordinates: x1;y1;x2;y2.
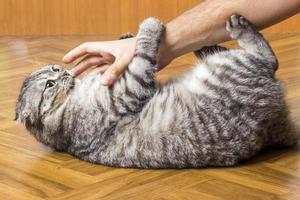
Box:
15;15;298;168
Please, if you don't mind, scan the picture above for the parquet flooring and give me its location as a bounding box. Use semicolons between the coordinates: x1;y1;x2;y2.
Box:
0;34;299;200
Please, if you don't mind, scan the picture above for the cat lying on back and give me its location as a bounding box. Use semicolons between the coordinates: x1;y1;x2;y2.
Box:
16;15;298;168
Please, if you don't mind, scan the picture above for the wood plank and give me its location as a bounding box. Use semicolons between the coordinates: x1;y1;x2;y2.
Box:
0;34;299;199
0;0;299;35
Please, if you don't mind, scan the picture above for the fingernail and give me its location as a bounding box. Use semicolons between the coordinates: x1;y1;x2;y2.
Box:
62;56;69;63
101;74;113;85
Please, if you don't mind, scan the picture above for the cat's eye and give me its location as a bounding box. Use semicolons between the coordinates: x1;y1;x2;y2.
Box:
46;80;56;88
51;65;61;72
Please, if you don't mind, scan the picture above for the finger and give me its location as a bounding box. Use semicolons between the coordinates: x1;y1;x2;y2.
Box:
100;56;132;86
62;43;99;64
90;64;110;75
71;55;112;77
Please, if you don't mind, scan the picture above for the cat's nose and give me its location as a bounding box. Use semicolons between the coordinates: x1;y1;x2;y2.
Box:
63;70;71;77
65;69;74;77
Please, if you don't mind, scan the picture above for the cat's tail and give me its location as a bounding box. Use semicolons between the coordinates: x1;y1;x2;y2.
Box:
268;115;300;149
282;120;300;147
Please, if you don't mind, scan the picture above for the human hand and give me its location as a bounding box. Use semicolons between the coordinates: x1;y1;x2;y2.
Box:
63;34;174;86
63;37;137;86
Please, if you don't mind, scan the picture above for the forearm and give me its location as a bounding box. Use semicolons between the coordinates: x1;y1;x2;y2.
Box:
159;0;300;66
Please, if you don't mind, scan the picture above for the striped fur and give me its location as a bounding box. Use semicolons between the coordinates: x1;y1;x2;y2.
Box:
16;16;298;168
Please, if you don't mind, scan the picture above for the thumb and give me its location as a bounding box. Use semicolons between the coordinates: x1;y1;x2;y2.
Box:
100;55;132;86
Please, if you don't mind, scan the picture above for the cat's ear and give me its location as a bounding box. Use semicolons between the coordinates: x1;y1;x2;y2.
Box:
15;104;34;125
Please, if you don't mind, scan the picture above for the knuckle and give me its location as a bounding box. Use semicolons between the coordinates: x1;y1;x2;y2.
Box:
107;68;119;76
83;57;102;66
91;57;102;64
86;59;94;65
81;42;91;50
82;42;90;46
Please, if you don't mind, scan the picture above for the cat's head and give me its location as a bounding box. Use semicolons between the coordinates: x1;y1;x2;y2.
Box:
15;64;75;149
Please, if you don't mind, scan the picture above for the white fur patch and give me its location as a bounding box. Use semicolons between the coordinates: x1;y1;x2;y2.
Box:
180;64;218;97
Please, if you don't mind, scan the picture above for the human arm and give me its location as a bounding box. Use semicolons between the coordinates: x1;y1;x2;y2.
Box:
159;0;300;67
63;0;300;86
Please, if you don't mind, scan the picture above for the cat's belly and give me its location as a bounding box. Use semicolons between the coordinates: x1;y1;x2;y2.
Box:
135;64;274;167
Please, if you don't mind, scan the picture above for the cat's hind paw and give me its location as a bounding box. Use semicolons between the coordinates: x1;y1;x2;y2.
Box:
226;14;255;39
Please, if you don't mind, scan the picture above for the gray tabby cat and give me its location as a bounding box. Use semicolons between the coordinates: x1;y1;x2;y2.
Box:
15;15;298;168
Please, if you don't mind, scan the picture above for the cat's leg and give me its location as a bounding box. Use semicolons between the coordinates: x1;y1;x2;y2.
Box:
124;17;164;101
226;14;278;69
112;18;165;113
194;45;228;60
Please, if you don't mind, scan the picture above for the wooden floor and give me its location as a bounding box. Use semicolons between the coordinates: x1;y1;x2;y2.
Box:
0;33;300;200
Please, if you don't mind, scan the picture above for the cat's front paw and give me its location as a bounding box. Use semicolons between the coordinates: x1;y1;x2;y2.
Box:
139;17;165;37
226;14;254;39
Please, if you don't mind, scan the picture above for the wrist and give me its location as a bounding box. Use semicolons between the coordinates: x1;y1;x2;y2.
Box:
157;22;180;70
